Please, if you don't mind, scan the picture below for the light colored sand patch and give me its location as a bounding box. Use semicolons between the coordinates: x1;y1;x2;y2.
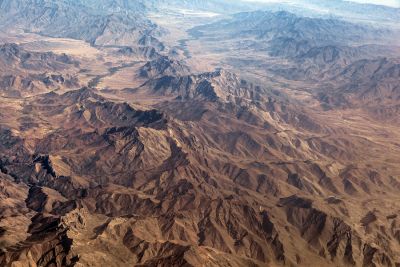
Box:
98;65;145;90
0;31;100;57
174;8;221;17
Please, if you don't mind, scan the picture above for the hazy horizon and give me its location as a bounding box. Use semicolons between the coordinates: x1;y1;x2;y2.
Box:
242;0;400;8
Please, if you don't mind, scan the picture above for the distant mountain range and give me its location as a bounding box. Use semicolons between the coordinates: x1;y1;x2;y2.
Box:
191;9;400;117
0;0;164;47
191;10;396;56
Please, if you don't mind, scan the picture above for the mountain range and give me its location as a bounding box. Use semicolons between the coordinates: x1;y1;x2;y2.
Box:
0;0;399;266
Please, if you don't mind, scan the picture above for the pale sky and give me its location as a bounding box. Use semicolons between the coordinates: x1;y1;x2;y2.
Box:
347;0;400;7
242;0;400;8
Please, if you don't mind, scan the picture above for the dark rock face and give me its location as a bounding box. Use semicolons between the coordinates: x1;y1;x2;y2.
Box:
0;214;76;267
287;173;304;189
140;56;191;78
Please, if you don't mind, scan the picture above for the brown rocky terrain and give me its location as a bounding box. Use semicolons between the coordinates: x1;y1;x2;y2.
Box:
0;1;400;267
0;44;80;98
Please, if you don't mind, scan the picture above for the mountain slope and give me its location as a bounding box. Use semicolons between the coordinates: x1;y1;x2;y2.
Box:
0;43;80;97
0;0;165;47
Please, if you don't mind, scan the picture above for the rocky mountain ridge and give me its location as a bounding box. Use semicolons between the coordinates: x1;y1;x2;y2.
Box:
0;1;399;266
